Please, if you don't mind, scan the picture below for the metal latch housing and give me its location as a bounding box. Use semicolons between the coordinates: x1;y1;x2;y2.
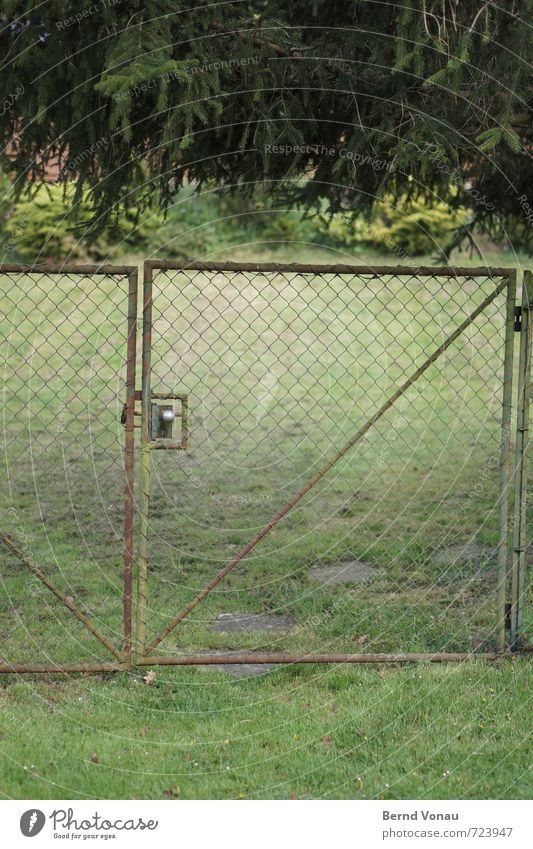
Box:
149;392;188;450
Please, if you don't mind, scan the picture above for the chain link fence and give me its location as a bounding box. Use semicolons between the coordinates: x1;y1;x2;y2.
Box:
0;260;529;673
136;262;526;666
0;264;137;672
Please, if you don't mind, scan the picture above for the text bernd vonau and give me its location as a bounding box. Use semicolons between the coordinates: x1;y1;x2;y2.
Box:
383;811;459;821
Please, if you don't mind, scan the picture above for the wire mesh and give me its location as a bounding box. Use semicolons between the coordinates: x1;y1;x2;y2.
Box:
0;260;524;671
0;265;135;667
143;263;515;658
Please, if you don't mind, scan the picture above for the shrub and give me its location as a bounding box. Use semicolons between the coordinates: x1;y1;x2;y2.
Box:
320;197;468;257
0;175;469;262
3;185;89;261
146;187;231;259
0;178;155;261
145;186;324;259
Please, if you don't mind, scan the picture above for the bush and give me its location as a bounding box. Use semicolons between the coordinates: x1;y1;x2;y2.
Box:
320;197;468;257
145;187;322;259
253;206;320;245
146;187;232;259
3;185;90;261
0;178;155;261
0;174;469;261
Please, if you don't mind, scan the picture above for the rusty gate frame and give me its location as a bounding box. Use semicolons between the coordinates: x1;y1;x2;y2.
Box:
0;263;137;674
133;260;531;671
0;261;531;674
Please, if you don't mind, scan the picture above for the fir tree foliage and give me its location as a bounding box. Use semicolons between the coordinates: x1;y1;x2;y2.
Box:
0;1;531;249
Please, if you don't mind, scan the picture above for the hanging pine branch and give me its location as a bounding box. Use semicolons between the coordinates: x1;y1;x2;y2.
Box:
0;0;531;249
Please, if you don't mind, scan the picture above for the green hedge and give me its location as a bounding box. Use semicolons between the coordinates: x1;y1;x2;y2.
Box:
0;182;152;261
319;197;468;257
1;178;471;261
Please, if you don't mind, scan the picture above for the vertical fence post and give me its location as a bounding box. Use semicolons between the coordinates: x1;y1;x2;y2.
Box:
496;271;517;651
136;262;153;658
122;269;138;667
510;270;533;650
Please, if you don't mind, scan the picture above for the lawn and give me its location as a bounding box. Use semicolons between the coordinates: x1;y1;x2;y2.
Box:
0;244;531;799
0;660;531;799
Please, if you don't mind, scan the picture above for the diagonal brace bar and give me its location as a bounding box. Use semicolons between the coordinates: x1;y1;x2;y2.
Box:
0;532;124;662
145;277;509;654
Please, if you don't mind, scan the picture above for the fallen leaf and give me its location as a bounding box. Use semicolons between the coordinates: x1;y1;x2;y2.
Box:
143;670;156;686
163;785;180;798
183;752;191;762
322;735;333;747
356;634;369;644
90;753;99;764
139;727;149;738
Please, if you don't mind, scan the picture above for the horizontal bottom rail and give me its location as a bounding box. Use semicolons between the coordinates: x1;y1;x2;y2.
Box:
0;662;123;674
2;651;530;674
137;652;508;666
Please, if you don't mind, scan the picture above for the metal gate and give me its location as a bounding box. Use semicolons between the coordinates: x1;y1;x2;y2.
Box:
0;260;531;674
0;264;137;673
133;261;531;670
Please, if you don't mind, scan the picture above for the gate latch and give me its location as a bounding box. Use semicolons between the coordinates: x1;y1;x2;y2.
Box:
149;392;188;450
514;306;522;332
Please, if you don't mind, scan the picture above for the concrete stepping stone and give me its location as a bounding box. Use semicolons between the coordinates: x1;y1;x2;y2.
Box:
197;650;276;678
211;612;295;633
433;543;496;568
308;560;383;586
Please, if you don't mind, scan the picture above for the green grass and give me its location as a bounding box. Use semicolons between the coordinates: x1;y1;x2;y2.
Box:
0;661;531;799
0;244;531;799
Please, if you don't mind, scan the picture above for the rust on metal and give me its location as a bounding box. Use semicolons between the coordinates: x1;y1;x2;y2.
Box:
1;259;529;674
122;269;138;664
145;276;510;653
510;270;533;649
0;532;123;662
181;394;189;450
146;260;516;277
0;262;135;673
0;654;510;674
135;261;153;656
496;271;517;651
0;662;123;674
151;392;188;400
136;652;506;666
0;263;137;275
